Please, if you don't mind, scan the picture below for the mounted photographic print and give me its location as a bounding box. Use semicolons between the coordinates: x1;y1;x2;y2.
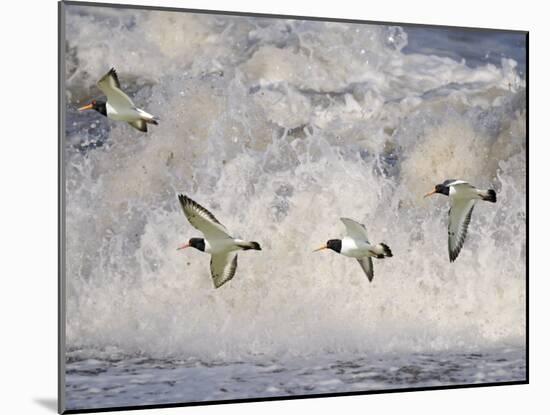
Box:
59;1;528;413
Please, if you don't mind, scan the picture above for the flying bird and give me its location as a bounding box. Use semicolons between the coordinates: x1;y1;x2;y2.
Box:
177;194;261;288
78;68;158;132
424;179;497;262
314;217;393;282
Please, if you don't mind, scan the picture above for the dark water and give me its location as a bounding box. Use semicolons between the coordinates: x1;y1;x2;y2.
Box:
66;346;526;410
404;27;526;76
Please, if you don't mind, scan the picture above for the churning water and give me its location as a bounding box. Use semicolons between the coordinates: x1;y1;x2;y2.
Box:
63;4;526;410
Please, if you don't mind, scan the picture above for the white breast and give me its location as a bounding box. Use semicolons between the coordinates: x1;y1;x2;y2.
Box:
450;184;481;201
106;102;140;122
340;237;372;258
205;238;239;255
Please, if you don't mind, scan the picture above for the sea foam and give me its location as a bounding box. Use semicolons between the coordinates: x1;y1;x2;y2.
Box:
64;5;526;360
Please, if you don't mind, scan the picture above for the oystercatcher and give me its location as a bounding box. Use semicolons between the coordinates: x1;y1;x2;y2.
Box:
424;179;497;262
314;217;392;282
177;195;262;288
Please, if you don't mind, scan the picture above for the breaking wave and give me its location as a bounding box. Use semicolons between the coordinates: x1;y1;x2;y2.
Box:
64;5;526;360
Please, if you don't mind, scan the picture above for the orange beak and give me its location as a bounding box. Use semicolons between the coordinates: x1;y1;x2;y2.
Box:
78;103;94;111
176;243;190;251
424;188;437;198
313;244;328;252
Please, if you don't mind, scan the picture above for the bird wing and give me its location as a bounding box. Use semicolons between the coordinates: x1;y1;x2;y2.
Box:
357;257;374;282
97;68;136;110
128;120;147;132
448;198;476;262
178;194;231;240
210;252;238;288
340;217;369;242
443;179;469;187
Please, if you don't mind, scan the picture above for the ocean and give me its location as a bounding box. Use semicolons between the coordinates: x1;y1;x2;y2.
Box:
63;4;526;411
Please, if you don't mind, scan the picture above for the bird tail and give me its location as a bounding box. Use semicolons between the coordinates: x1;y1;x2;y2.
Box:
372;243;393;258
237;241;262;251
480;189;497;203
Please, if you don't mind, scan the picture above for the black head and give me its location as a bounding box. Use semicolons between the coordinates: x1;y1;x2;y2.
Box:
314;239;342;253
78;99;107;117
424;183;449;198
326;239;342;253
177;237;205;252
434;183;449;195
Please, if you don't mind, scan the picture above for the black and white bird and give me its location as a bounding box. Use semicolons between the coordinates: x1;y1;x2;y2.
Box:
424;179;497;262
176;195;262;288
78;68;158;132
314;217;393;282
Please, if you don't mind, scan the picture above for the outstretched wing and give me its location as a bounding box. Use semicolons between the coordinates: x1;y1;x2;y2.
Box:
210;252;238;288
178;194;231;240
128;120;147;132
448;199;476;262
340;217;369;242
97;68;135;109
442;179;469;187
357;257;374;282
